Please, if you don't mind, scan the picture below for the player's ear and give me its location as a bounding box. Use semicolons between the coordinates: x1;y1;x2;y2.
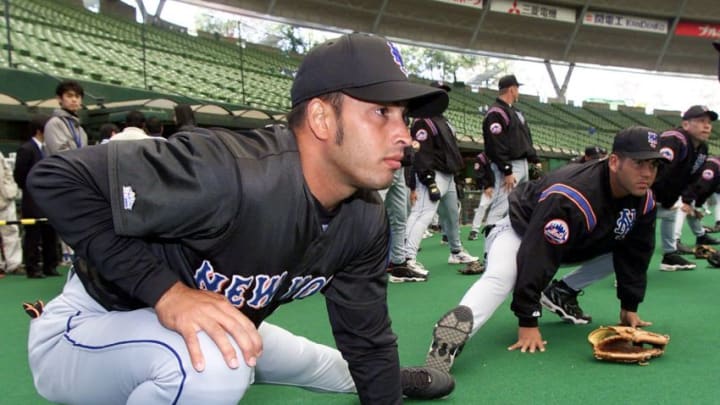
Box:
608;153;620;172
306;99;332;141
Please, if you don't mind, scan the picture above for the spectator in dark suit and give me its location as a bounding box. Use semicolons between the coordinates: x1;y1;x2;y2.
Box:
174;104;197;132
14;115;59;278
146;116;164;138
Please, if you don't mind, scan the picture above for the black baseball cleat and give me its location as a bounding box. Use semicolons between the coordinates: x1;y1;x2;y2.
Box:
707;221;720;233
425;305;473;373
697;234;720;246
540;279;592;324
660;252;696;271
468;230;479;241
388;261;427;283
401;366;455;400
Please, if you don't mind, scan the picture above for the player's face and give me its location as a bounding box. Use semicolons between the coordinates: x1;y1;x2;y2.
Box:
58;91;83;113
683;116;712;144
609;155;659;198
328;96;411;190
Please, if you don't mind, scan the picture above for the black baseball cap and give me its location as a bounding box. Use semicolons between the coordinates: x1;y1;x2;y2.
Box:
682;105;718;121
612;126;668;161
498;74;522;90
290;33;448;117
584;145;606;158
430;81;452;92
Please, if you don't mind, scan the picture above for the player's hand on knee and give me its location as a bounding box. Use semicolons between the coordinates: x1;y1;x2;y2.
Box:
619;309;652;328
507;327;547;353
503;174;516;192
154;282;263;372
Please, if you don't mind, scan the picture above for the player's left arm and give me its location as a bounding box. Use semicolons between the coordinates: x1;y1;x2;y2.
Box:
323;212;401;404
681;163;719;208
613;194;656;327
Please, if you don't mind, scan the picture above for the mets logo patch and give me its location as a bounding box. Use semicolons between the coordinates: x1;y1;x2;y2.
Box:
544;219;569;245
614;208;636;240
659;147;674;162
703;169;714;180
648;131;658;148
415;129;428;141
386;41;408;77
122;185;136;210
490;122;503;134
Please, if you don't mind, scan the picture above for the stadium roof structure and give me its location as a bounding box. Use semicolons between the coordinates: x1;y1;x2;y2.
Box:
180;0;720;77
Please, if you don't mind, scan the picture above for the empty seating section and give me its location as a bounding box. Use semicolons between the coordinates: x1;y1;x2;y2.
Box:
1;0;717;155
1;0;298;111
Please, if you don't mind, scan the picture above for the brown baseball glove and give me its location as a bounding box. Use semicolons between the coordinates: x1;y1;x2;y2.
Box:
588;326;669;365
22;299;45;319
694;244;718;259
457;261;484;275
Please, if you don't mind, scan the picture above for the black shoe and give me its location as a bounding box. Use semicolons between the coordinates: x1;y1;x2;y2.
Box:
401;366;455;400
704;222;720;233
697;234;720;246
482;224;495;238
425;306;473;373
660;252;696;271
43;269;61;277
440;235;448;245
468;230;479;241
27;272;46;279
540;280;592;324
676;239;695;255
388;263;427;283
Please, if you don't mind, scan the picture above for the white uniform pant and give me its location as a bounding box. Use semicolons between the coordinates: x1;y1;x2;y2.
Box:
28;273;355;405
470;190;492;232
484;159;529;227
0;201;22;272
405;171;462;258
457;218;616;335
673;207;705;241
458;217;518;336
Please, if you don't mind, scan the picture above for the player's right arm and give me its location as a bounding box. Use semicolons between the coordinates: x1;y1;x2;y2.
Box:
656;130;687;180
509;190;587;352
482;111;516;191
27;134;261;371
324;207;402;404
482;112;512;170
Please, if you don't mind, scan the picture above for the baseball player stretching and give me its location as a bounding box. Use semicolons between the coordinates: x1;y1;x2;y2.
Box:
404;81;478;272
26;33;453;404
542;106;717;320
423;127;664;374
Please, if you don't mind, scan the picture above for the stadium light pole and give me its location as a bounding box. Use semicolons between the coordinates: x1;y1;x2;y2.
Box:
4;0;12;68
237;20;246;106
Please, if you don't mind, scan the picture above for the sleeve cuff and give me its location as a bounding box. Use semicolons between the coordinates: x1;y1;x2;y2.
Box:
518;316;538;327
620;300;639;312
136;269;182;307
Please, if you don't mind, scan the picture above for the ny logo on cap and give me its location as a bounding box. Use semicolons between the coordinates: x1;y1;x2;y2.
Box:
387;41;408;77
648;131;658;149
